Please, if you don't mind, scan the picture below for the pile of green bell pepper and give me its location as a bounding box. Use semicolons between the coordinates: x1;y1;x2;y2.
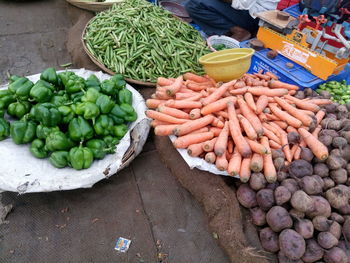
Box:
0;68;138;170
317;80;350;104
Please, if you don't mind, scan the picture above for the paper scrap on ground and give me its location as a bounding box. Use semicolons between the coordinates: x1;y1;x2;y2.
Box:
114;237;131;252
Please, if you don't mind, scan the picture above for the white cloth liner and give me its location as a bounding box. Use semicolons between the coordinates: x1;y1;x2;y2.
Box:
0;69;148;193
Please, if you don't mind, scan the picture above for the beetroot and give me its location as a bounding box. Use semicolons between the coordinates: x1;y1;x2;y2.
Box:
317;232;338;249
256;189;275;211
301;239;324;263
294;219;314;239
306;196;331;218
281;179;299;195
312;216;332;232
289;160;313;178
330;212;344;224
324;247;348;263
266;206;293;232
249;172;267;191
289;209;305;219
330;169;348;184
279;229;306;260
287;132;300;145
291;190;314;213
313;163;329;178
300;175;323;195
277;171;289;182
274;186;291;206
300;147;314;162
329;221;341;239
236;184;257;208
250;207;266;226
323;178;335;191
342;218;350;242
259;227;279;253
325;185;350;209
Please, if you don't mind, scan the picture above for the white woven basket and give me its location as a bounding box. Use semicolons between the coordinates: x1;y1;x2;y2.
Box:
207;35;240;52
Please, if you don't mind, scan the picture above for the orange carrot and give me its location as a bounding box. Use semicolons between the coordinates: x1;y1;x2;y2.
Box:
214;121;229;156
233;81;246;89
228;148;242;176
184;72;208;83
258;112;268;122
265;113;280;121
254;72;271;81
248;87;289;97
263;128;281;144
201;96;236;115
217;115;225;122
175;92;196;100
269;140;281;149
308;99;332;105
173;131;214;149
280;131;292;162
274;97;313;126
212;117;225;128
288;90;296;95
290;144;299;158
156;90;173;100
255;95;269;114
151;120;171;127
260;136;277;183
202;138;218;152
215;152;228;171
157;77;173;86
298;128;328;160
157;106;190;119
250;153;263;172
227;101;252;158
269;80;299;90
146;110;188;124
187;82;210;91
154;124;178;136
273;121;288;130
204;75;217;86
298;109;315;116
262;122;280;136
230;87;249;95
187;142;205;157
183;93;203;102
245;138;269;154
312;126;321;138
244;93;257;113
294;146;301;160
189;108;201;120
146;99;166;109
240;157;252;183
209;127;222;137
187;127;210;135
284;95;320;112
201;79;237;106
216;111;229;120
165;100;202;109
265;72;278;80
237;97;264;137
238;114;258;140
228;139;234;154
315;110;326;126
179;87;197;94
269;104;302;128
286;126;298;133
205;152;216;164
173;115;214;136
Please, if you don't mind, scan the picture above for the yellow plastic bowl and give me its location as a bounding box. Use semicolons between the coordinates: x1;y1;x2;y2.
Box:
199;48;255;82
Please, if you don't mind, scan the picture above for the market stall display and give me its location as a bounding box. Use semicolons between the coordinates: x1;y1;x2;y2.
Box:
82;0;209;86
0;69;149;193
317;80;350;104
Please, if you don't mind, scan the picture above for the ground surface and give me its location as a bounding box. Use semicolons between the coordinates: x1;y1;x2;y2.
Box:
0;0;230;262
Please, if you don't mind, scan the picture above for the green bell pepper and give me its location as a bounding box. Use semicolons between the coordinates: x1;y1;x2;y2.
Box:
29;80;55;103
10;120;37;144
58;105;75;124
58;71;86;94
0;109;4;118
112;124;128;139
0;90;16;110
101;79;118;96
36;124;60;140
103;135;119;153
30;139;49;159
8;77;34;101
8;75;21;84
81;88;100;103
120;103;137;122
49;151;70;168
31;103;62;127
85;74;101;91
50;94;70;106
45;130;75;151
86;139;108;159
69;146;94;170
96;94;115;114
109;104;127;124
70;91;84;103
68;116;94;142
118;89;132;105
75;102;100;121
110;74;126;90
0;118;10;141
94;115;114;136
7;101;31;119
40;67;59;86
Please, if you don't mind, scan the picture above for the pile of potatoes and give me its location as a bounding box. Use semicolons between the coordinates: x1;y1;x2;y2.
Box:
236;88;350;263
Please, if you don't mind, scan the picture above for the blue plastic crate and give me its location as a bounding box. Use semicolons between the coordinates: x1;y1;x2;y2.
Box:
284;4;302;17
240;40;350;90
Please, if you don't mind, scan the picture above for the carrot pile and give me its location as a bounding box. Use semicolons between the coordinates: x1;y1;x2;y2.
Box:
145;72;332;183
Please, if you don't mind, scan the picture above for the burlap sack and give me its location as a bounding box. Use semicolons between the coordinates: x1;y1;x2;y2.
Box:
155;136;277;263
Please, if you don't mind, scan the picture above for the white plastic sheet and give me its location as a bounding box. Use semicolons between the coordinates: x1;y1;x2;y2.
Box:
169;135;239;178
0;69;148;193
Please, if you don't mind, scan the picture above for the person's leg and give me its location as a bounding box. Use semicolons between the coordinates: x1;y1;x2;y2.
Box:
185;0;259;36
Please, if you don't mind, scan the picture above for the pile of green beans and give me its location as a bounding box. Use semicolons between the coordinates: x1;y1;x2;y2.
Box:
83;0;210;83
317;80;350;104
